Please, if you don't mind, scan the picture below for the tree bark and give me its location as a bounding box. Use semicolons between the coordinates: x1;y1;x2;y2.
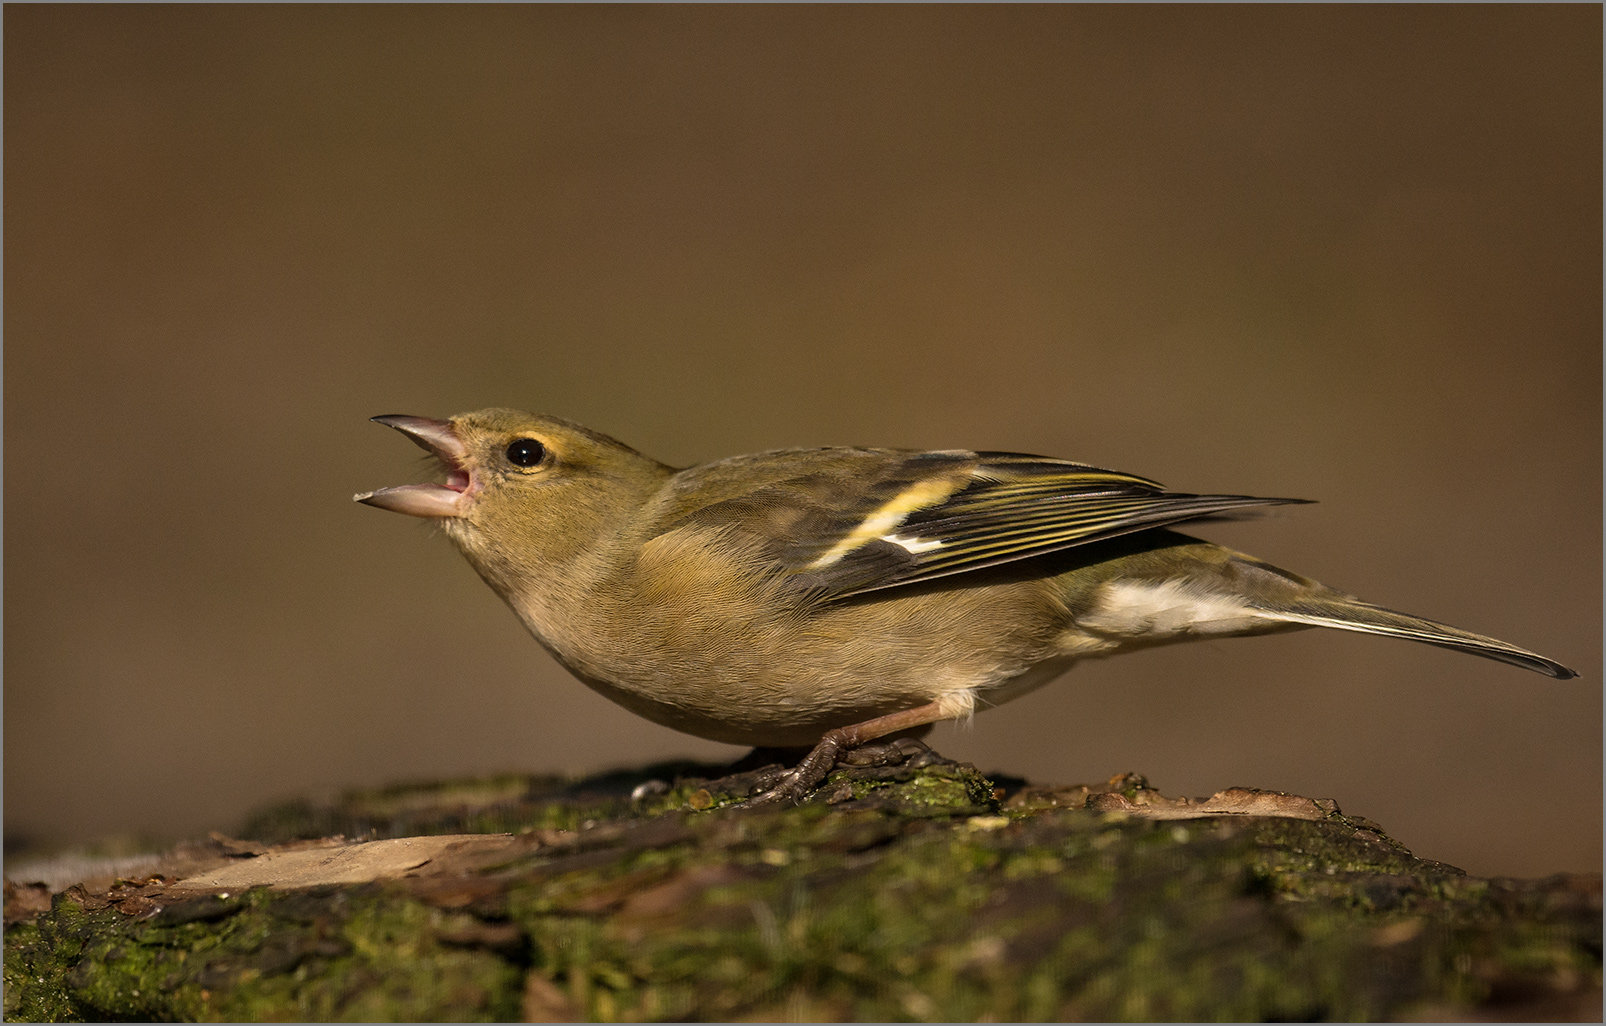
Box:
5;756;1600;1022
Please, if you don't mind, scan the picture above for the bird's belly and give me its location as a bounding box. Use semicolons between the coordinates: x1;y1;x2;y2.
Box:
534;582;1071;747
550;639;986;747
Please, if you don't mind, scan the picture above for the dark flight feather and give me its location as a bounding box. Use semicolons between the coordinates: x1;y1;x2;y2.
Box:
664;448;1309;601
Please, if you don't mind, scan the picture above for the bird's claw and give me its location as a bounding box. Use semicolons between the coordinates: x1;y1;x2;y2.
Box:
837;736;931;767
728;736;934;809
730;736;842;809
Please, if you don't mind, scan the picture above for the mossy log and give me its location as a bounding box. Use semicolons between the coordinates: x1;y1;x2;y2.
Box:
5;756;1600;1022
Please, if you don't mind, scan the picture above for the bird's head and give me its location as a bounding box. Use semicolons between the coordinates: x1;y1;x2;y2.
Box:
356;408;671;592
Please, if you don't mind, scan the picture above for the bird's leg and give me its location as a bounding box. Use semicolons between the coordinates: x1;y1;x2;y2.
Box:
734;701;952;808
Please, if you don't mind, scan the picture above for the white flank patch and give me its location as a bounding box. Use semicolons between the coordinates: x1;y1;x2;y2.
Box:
882;533;944;554
1081;579;1268;637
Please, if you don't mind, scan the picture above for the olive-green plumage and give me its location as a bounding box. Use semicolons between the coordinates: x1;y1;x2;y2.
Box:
356;409;1576;801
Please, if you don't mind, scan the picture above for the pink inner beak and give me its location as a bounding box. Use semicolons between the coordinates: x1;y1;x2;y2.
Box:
355;415;474;518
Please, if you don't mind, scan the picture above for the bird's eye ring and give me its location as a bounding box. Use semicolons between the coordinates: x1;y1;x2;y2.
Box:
505;438;547;468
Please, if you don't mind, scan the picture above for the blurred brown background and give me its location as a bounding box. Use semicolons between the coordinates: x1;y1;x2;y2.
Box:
5;6;1599;878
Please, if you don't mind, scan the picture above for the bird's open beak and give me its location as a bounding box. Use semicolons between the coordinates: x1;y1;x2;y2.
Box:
355;415;475;518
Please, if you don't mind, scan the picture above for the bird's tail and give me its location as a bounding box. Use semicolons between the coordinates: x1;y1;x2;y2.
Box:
1256;596;1577;679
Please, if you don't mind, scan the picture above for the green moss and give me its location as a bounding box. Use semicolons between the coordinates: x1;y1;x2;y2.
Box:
5;915;87;1023
480;804;1592;1021
5;887;523;1022
7;763;1599;1022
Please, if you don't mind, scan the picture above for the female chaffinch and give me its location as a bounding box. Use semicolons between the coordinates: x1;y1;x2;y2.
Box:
357;409;1575;805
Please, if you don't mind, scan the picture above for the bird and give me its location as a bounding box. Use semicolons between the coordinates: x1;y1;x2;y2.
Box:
355;408;1576;806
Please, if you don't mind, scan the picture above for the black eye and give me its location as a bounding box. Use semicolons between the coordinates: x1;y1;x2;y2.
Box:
505;438;546;468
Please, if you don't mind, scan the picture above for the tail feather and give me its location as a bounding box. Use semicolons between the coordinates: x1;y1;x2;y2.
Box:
1258;598;1577;679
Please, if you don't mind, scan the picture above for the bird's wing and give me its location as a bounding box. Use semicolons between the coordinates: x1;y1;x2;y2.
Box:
660;449;1307;600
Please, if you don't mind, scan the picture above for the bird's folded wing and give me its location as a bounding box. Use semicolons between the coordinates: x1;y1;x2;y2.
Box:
660;449;1307;600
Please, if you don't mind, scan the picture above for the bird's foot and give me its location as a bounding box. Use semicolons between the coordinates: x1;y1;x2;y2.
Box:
838;736;933;767
730;736;934;809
